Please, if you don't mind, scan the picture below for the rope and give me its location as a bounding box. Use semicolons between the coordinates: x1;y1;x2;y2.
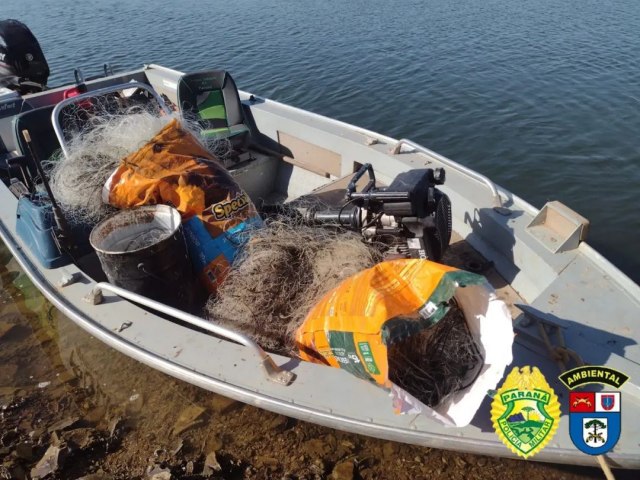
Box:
533;317;615;480
596;454;616;480
535;321;585;370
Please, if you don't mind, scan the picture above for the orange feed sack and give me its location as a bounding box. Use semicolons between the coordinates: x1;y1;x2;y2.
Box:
295;259;466;387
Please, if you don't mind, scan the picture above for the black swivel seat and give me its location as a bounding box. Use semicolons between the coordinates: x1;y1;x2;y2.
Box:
176;70;250;148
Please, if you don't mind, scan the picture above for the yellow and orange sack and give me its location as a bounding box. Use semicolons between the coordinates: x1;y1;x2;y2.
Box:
296;259;471;385
296;259;514;426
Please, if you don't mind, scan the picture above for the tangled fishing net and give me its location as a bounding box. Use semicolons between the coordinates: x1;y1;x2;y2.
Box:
206;219;382;354
208;212;483;408
44;96;235;227
388;302;482;407
45;108;173;225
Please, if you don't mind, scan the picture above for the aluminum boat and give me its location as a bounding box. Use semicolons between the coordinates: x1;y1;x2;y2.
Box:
0;63;638;470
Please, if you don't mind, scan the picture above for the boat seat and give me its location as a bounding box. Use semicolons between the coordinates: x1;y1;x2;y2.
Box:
177;70;250;148
12;105;97;269
13;104;60;169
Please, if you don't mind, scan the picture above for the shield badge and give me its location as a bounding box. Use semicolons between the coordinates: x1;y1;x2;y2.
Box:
601;394;615;411
491;366;560;459
569;391;621;455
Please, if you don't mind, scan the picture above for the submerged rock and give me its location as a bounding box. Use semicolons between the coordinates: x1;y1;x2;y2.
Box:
0;322;18;339
61;427;105;451
255;455;279;467
30;444;66;479
171;405;207;436
0;466;11;479
204;435;223;453
266;414;291;433
14;442;34;461
3;461;27;480
47;416;80;433
147;465;172;480
202;450;222;476
108;417;124;439
170;438;183;457
82;406;107;425
126;392;144;414
209;395;240;415
302;438;330;458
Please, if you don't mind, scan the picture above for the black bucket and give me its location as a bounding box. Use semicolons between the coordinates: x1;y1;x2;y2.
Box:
90;205;194;309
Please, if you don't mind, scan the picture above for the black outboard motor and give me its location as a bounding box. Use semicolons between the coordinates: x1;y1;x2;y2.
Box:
301;163;453;262
0;19;49;94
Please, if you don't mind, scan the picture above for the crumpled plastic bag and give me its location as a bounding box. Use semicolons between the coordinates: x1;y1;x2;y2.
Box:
102;119;261;291
295;259;513;426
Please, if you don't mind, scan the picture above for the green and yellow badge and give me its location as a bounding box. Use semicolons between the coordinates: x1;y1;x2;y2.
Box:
491;366;561;459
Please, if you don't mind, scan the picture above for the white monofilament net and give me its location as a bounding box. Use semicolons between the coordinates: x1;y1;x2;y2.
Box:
44;98;231;226
45;108;174;225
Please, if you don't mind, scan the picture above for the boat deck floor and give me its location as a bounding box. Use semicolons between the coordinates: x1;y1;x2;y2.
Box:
444;231;525;319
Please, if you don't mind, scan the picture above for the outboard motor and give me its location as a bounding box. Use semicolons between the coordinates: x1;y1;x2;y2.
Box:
296;163;453;262
0;19;49;94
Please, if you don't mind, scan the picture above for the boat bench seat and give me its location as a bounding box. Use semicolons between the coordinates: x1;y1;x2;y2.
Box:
4;105;60;186
13;104;60;164
177;70;250;148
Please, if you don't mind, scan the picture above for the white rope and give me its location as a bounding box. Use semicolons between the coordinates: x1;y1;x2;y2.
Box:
534;318;615;480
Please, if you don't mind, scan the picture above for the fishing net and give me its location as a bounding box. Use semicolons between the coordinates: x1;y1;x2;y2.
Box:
206;219;382;354
44;94;234;227
207;213;490;409
45;108;173;226
387;302;482;407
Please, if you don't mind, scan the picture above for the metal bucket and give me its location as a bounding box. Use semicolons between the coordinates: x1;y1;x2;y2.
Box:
89;205;193;309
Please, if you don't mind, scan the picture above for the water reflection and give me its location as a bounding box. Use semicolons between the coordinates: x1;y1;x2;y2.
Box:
0;245;612;479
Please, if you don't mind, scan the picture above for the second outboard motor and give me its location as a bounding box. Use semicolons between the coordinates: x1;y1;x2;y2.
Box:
0;19;49;94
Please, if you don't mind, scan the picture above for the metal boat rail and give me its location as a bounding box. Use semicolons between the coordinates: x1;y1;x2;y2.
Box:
92;282;295;386
391;138;509;214
51;81;172;158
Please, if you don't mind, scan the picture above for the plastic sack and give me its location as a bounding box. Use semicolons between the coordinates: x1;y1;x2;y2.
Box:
295;259;513;427
103;119;261;291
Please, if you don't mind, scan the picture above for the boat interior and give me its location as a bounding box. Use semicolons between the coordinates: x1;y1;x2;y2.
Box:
0;64;639;468
0;65;529;314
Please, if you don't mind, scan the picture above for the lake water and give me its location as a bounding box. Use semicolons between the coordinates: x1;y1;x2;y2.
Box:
1;0;639;477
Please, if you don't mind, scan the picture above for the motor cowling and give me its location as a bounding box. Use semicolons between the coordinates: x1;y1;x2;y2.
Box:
0;19;49;94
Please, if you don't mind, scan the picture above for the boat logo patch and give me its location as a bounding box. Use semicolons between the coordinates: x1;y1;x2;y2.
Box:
559;365;627;456
491;366;561;459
